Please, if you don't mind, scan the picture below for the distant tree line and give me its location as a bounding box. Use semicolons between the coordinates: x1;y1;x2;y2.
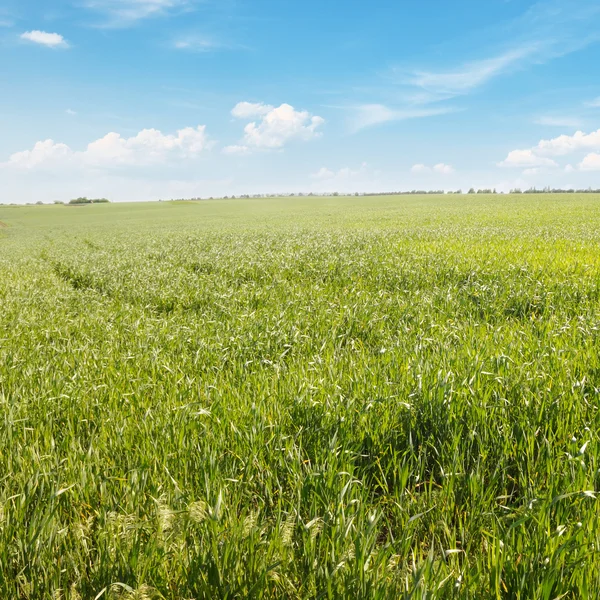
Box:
509;187;600;194
159;187;600;202
7;187;600;207
68;197;110;205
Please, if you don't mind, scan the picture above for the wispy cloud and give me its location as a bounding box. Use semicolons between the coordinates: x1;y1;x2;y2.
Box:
83;0;196;26
171;34;242;52
401;46;538;96
585;97;600;108
0;7;14;28
341;0;600;132
173;37;218;51
349;104;456;132
395;0;600;99
535;115;582;128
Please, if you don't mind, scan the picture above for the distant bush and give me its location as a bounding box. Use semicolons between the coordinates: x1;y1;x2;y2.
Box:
68;197;110;205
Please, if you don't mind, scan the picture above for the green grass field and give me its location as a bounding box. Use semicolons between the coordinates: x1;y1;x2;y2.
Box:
1;194;600;599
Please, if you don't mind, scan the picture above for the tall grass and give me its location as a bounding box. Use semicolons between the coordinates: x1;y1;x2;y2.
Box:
1;194;600;598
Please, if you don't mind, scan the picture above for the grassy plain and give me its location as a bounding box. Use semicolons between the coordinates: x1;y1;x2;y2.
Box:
1;194;600;598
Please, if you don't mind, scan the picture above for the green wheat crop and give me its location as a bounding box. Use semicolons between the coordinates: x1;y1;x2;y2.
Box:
1;194;600;598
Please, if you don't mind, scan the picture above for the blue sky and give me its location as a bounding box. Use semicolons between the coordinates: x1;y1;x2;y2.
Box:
2;0;600;203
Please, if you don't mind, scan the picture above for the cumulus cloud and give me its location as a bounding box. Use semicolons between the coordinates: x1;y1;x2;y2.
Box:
499;128;600;170
230;102;324;150
579;152;600;171
5;140;73;169
20;30;69;48
434;163;454;174
411;162;455;174
497;149;558;168
231;102;273;119
533;129;600;156
2;125;210;170
85;126;209;165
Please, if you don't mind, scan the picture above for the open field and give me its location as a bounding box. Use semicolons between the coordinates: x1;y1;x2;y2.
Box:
1;194;600;598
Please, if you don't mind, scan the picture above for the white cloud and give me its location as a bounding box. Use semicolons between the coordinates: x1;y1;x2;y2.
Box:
350;104;455;132
20;30;69;48
222;145;250;155
579;152;600;171
4;140;73;169
433;163;454;174
311;167;336;180
522;167;541;175
535;116;582;128
2;125;210;170
311;165;372;181
343;3;600;134
534;129;600;156
83;0;191;25
231;102;324;150
173;36;221;52
411;162;455;174
397;1;600;100
499;127;600;171
231;102;273;119
66;108;77;116
309;163;378;192
85;126;210;165
565;164;575;173
405;47;536;96
584;97;600;108
498;149;559;168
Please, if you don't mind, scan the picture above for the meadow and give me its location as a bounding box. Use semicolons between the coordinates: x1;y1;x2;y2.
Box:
1;194;600;599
